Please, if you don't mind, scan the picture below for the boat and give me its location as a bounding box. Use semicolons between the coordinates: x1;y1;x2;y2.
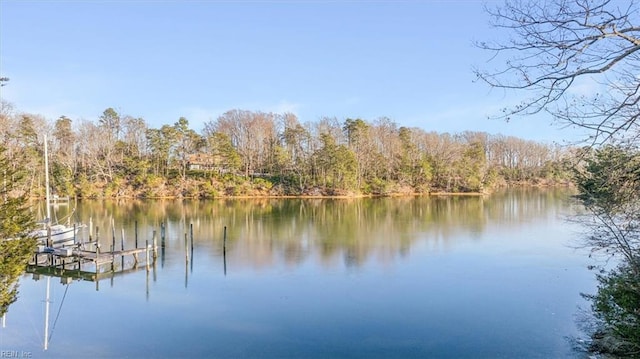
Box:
30;134;78;247
31;223;77;246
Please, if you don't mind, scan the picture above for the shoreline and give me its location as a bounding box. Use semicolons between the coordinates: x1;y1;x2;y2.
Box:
31;187;574;201
28;181;573;201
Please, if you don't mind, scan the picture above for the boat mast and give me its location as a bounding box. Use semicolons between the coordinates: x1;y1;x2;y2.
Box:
43;135;53;247
44;134;51;225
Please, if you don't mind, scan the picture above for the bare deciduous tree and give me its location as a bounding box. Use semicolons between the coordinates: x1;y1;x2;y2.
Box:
475;0;640;145
476;1;640;353
209;110;277;177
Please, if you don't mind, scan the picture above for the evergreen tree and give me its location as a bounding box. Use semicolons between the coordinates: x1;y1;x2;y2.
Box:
0;144;36;316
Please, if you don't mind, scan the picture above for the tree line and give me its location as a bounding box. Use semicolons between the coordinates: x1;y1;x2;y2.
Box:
0;102;572;198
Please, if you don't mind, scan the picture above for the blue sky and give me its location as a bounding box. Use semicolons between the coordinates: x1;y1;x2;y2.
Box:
0;0;584;143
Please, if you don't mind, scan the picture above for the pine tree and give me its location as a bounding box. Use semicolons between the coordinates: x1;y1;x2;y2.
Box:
0;144;36;316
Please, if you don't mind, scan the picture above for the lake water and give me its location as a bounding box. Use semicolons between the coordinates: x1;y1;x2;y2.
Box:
1;189;596;358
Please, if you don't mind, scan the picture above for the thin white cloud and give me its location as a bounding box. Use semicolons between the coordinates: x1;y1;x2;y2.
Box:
268;100;303;115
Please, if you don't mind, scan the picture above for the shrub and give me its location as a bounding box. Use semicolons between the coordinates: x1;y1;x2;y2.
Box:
585;262;640;356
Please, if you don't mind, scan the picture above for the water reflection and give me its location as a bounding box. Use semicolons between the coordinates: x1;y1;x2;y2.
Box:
22;186;551;349
43;187;576;273
3;188;589;358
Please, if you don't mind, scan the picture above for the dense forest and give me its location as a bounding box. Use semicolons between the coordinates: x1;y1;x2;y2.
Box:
0;102;573;198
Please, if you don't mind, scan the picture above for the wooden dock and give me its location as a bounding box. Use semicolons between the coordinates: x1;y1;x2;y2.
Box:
32;247;150;265
28;237;158;283
26;220;203;288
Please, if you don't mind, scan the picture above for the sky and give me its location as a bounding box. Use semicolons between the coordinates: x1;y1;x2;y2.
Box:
0;0;586;144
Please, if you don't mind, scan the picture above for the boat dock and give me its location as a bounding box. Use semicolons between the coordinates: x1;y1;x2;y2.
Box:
25;220;209;292
27;224;162;284
31;246;154;267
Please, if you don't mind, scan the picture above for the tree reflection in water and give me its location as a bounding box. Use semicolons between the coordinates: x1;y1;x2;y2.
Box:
62;187;575;272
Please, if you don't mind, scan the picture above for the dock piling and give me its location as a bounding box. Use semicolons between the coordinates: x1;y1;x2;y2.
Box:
111;220;116;251
121;228;125;269
152;230;158;260
111;244;115;272
223;226;227;275
190;224;194;272
89;217;93;242
190;223;194;251
145;239;150;271
95;245;100;273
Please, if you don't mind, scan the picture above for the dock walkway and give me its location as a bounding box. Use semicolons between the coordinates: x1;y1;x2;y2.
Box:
29;241;158;282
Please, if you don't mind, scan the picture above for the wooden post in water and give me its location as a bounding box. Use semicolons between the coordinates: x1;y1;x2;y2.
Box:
135;221;138;248
95;244;100;273
109;219;115;271
190;223;194;272
145;239;150;271
89;217;93;242
152;230;158;260
190;223;194;251
223;226;227;276
111;243;115;272
160;223;166;267
184;228;189;288
121;228;125;269
111;220;116;249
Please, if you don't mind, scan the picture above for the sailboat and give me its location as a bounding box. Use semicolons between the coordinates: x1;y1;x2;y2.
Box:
30;134;78;247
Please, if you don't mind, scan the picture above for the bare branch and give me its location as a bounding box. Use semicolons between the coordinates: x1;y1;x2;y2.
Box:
476;0;640;145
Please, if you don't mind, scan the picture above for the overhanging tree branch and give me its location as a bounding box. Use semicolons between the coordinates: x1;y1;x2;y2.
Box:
475;0;640;145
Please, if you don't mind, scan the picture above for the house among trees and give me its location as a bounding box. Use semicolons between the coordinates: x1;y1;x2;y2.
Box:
187;153;217;171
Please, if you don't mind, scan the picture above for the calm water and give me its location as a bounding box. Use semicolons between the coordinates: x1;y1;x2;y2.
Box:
1;189;595;358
